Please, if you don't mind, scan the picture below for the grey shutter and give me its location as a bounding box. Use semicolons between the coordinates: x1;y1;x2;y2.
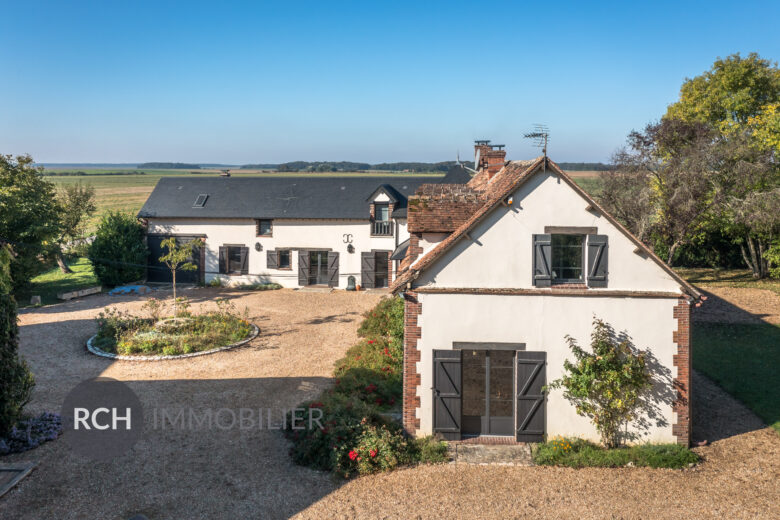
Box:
218;246;227;274
516;351;545;442
587;234;608;288
327;252;339;288
433;350;462;440
361;252;375;289
239;247;249;275
298;250;309;286
267;250;278;269
533;234;552;287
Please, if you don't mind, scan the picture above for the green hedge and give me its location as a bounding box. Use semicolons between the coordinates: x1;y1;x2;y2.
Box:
533;437;700;468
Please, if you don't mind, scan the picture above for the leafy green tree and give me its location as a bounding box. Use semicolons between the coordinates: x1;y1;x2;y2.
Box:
547;318;651;449
0;243;35;436
55;182;96;273
158;237;197;316
664;52;780;139
0;154;62;292
88;212;148;286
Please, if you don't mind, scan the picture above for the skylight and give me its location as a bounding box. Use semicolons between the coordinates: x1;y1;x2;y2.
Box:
193;194;208;207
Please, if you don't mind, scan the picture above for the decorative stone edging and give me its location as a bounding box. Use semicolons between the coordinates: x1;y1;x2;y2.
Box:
86;323;259;361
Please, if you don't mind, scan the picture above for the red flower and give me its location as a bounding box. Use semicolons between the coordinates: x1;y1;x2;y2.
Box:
383;347;390;356
375;398;383;405
348;450;358;460
369;449;377;458
368;340;375;344
365;384;377;393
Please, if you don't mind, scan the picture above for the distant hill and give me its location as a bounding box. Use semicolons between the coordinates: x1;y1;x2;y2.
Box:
557;162;612;171
240;160;475;173
137;162;201;169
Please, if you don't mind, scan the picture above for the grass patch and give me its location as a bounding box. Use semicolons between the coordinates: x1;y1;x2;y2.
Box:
573;176;603;197
693;322;780;433
533;437;700;468
18;257;99;307
676;268;780;295
237;282;283;291
92;299;252;356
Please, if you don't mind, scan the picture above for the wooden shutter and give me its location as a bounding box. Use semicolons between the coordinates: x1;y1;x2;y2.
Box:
587;234;608;288
533;234;552;287
327;252;339;288
361;252;375;289
298;250;309;286
239;247;249;275
433;350;462;440
516;351;545;442
267;250;278;269
218;246;227;274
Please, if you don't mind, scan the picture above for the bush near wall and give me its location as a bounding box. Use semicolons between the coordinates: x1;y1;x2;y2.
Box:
533;437;700;468
285;296;447;478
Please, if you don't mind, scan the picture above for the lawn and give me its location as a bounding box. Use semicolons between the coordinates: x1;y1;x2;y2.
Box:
677;267;780;295
18;257;99;307
693;321;780;433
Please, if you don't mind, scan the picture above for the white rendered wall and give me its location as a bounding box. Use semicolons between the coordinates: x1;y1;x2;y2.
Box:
146;217;408;288
414;293;681;443
415;171;682;293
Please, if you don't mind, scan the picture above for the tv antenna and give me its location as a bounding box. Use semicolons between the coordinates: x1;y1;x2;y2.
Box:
524;124;549;158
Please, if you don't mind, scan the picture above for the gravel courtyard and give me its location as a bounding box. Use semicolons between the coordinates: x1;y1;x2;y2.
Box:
1;287;779;519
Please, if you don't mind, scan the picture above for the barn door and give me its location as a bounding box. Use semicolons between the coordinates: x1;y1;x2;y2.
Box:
297;250;309;286
515;351;545;442
361;252;375;289
433;350;462;440
327;252;339;287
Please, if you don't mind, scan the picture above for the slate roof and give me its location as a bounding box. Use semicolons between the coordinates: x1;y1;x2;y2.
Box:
137;175;444;220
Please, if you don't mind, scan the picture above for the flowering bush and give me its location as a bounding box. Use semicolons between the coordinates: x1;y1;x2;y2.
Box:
0;412;62;455
333;420;412;478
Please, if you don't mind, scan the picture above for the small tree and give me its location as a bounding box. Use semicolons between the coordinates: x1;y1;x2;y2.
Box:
0;243;35;436
88;212;147;286
547;318;651;448
158;237;197;317
55;182;97;273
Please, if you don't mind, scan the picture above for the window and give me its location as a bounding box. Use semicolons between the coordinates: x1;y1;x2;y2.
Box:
220;245;248;275
193;194;208;207
551;234;584;283
375;203;390;222
228;247;242;274
256;219;272;237
277;249;291;269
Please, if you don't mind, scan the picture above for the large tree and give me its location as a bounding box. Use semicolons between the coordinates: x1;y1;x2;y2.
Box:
55;182;97;273
0;155;62;291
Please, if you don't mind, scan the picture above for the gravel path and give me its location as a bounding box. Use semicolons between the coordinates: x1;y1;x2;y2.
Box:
2;286;778;519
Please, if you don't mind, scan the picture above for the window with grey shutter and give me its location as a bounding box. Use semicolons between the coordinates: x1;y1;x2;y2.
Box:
267;250;278;269
587;234;608;287
327;252;339;287
239;247;249;275
218;246;227;274
532;234;552;287
297;250;309;286
433;350;462;441
361;252;375;289
516;351;545;442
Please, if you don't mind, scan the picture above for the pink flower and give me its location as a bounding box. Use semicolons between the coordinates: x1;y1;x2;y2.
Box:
349;450;358;460
369;449;377;458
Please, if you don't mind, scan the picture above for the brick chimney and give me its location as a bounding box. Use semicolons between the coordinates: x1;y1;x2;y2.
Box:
474;140;506;180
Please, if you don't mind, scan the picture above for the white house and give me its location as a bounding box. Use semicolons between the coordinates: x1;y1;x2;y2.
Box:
391;142;701;446
137;170;470;289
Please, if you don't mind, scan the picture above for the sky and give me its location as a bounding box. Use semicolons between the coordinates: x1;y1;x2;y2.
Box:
1;1;779;164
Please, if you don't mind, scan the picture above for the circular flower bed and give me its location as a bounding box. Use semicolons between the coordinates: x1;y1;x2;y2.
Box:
87;299;258;360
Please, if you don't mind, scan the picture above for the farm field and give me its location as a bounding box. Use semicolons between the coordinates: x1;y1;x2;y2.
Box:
44;168;604;232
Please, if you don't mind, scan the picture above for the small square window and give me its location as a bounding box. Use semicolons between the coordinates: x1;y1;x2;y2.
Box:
551;234;584;283
256;219;272;237
277;250;291;269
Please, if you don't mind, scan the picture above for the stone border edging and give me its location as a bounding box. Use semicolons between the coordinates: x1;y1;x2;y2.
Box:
86;323;259;361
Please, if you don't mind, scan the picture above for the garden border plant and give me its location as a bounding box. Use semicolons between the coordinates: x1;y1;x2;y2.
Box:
285;296;448;478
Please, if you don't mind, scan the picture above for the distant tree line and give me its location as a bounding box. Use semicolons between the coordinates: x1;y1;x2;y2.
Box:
136;162;201;169
557;162;613;171
240;160;476;173
44;171;146;176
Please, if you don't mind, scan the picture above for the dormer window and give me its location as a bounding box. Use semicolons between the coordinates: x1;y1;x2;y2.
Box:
375;203;389;222
372;203;393;236
193;194;208;207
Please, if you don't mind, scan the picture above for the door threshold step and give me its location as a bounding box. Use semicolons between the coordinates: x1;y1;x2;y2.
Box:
448;442;534;465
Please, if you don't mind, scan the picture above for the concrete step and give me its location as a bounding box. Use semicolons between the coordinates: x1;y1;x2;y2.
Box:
448;442;534;465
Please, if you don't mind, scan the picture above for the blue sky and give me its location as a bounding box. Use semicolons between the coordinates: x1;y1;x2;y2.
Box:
1;1;778;164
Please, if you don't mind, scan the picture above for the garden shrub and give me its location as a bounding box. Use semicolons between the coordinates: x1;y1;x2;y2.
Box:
0;412;62;455
533;437;700;469
88;211;148;287
287;296;448;478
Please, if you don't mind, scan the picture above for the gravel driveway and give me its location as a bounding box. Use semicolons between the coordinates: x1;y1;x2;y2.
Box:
2;287;779;519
